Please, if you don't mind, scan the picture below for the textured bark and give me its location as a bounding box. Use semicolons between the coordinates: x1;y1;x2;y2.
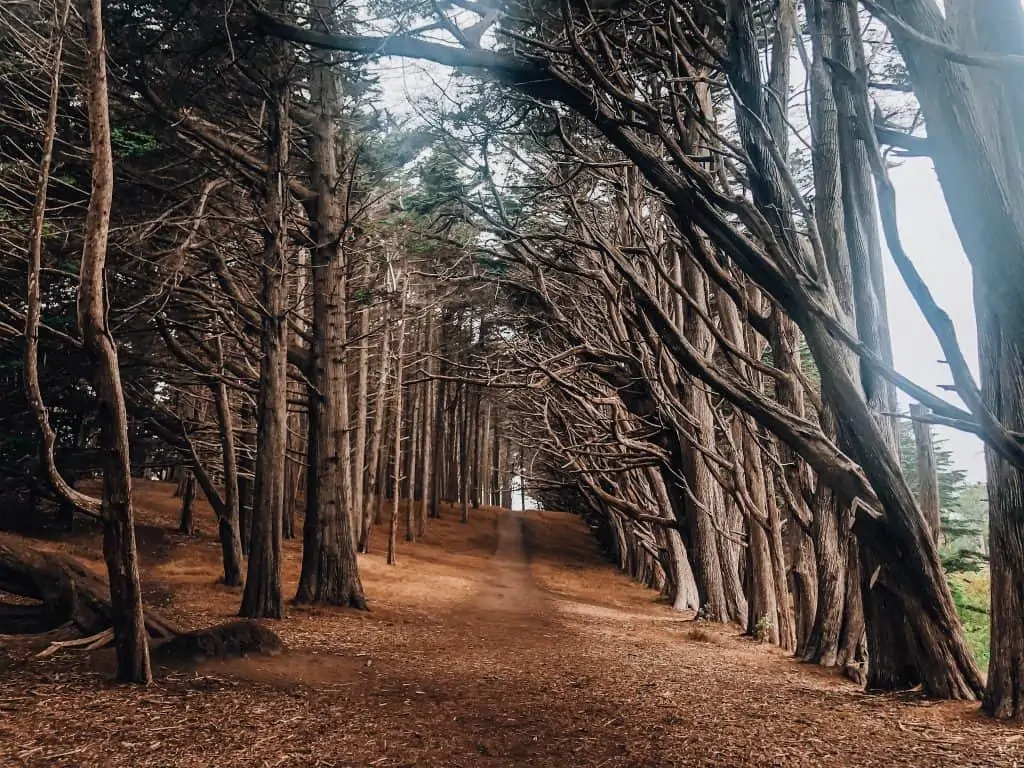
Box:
459;385;471;524
0;535;178;640
294;29;365;608
267;0;983;699
237;404;255;557
211;374;244;587
871;0;1024;713
353;261;372;530
418;317;436;536
980;304;1024;718
360;314;391;551
387;279;409;566
736;0;978;695
910;404;942;544
804;480;847;666
406;371;421;542
765;469;797;651
429;374;446;517
78;0;152;683
679;260;730;623
240;41;290;620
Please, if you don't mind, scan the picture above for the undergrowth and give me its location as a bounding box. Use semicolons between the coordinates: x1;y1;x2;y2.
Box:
948;570;990;671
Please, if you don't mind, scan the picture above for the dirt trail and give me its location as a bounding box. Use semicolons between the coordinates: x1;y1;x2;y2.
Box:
461;510;542;618
1;487;1023;767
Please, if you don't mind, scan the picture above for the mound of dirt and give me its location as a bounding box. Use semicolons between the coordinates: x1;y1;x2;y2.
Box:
153;619;284;664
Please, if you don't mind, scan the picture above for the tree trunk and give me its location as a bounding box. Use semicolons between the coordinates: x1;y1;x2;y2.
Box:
240;45;290;621
406;376;421;542
79;0;152;684
429;375;445;518
238;405;255;557
211;371;244;587
418;316;436;536
910;404;942;544
459;384;470;524
294;30;366;608
353;260;372;526
178;473;196;536
387;277;409;566
360;313;391;552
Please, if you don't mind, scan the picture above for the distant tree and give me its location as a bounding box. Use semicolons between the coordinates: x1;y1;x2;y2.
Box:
897;416;986;573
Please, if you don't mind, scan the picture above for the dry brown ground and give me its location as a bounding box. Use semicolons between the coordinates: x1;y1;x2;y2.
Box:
1;480;1022;767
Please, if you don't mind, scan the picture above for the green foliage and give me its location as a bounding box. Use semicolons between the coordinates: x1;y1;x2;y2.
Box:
110;126;159;157
948;572;990;670
897;416;988;573
352;287;373;306
754;613;773;643
403;151;467;216
476;253;508;278
797;338;819;387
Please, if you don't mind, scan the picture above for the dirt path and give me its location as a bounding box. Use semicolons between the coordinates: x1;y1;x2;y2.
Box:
1;488;1023;767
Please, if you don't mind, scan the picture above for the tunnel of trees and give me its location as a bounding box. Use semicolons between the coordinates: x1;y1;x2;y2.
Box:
1;0;1022;720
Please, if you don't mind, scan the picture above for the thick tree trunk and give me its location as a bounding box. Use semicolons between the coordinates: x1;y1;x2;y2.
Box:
0;535;178;640
804;481;847;666
240;48;290;621
979;303;1024;718
294;34;365;608
679;259;733;624
724;0;980;697
237;405;255;557
80;0;151;683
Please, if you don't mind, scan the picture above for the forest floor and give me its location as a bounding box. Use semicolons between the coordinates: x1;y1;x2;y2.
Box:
1;481;1022;767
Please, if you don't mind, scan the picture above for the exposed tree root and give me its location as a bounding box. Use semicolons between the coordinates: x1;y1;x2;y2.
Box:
0;533;179;639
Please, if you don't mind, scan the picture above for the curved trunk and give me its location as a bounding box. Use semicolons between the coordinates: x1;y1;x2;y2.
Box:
212;375;244;587
80;0;152;682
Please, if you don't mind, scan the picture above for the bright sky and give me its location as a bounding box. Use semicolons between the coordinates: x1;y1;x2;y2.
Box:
886;160;986;482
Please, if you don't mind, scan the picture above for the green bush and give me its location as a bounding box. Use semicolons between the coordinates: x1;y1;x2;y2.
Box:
948;571;990;671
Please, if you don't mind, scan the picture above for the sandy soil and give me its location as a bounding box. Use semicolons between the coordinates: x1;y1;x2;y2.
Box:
0;481;1022;767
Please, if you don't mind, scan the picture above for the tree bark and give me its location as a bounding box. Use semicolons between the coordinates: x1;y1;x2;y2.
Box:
80;0;152;682
240;39;290;620
211;370;244;587
387;277;409;565
910;403;942;544
294;27;365;608
178;472;196;536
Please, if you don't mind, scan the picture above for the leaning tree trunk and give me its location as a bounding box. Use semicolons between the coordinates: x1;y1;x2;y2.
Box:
724;0;980;697
212;371;244;586
80;0;151;683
